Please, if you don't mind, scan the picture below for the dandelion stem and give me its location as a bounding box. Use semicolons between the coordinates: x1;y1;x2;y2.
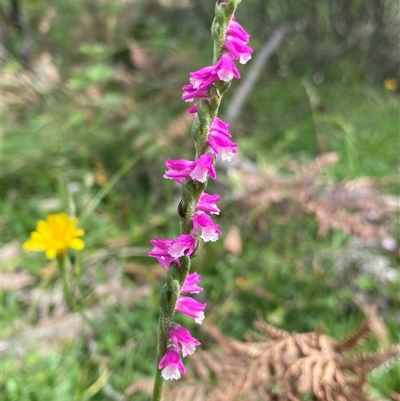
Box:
57;253;99;335
58;254;76;310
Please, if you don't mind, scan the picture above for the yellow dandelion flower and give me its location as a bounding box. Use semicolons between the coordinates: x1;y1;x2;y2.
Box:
23;212;85;259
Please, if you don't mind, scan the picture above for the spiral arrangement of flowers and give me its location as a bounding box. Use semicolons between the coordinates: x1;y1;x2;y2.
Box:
149;1;252;397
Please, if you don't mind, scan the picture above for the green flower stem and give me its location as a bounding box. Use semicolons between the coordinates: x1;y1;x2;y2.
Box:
57;253;98;335
58;254;76;311
151;359;164;401
151;316;167;401
152;275;182;401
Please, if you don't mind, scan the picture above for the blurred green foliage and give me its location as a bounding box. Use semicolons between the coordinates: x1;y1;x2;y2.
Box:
1;0;399;400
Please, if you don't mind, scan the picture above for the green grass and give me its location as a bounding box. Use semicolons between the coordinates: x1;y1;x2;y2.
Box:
1;1;399;399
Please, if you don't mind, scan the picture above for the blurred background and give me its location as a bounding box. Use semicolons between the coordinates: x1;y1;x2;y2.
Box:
1;0;399;400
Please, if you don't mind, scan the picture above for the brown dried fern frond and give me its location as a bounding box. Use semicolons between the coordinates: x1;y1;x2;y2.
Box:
231;152;399;245
341;346;400;371
334;305;377;353
127;310;399;401
255;316;291;340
